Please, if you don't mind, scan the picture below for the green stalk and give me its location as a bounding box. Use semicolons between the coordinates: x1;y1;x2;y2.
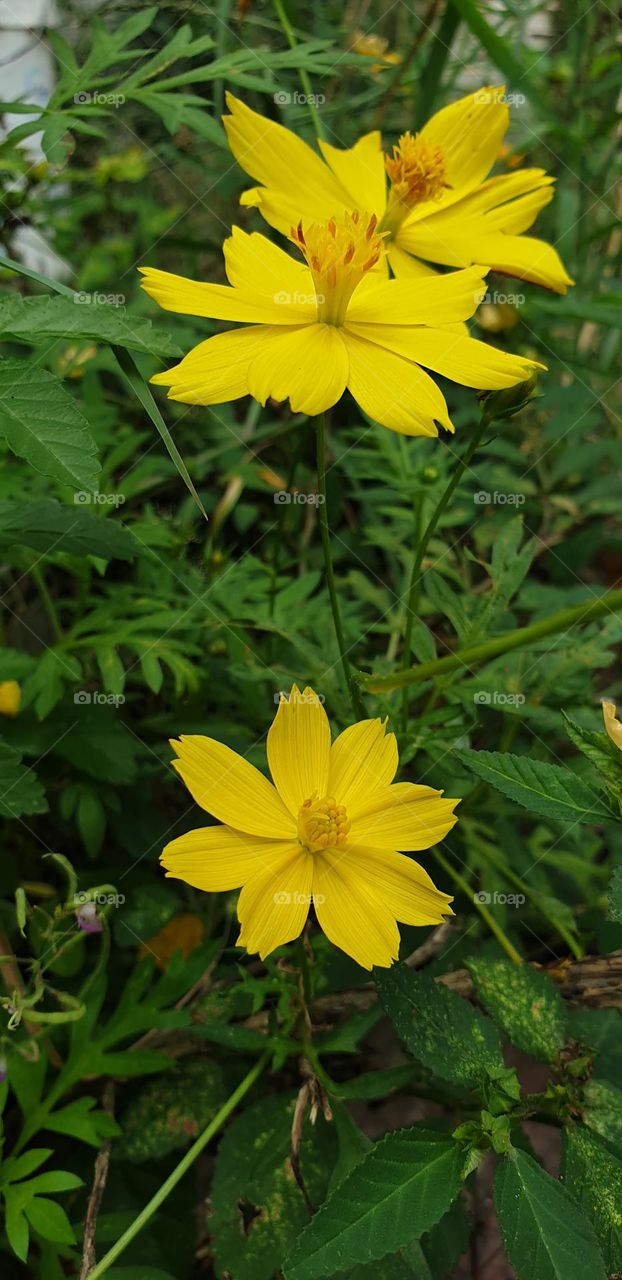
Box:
273;0;326;139
432;847;523;966
85;1052;270;1278
364;586;622;694
399;414;489;730
316;413;366;719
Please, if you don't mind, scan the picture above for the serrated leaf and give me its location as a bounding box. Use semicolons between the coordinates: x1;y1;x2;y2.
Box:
607;865;622;923
376;963;503;1090
0;742;47;818
582;1078;622;1158
562;1123;622;1272
211;1094;336;1280
494;1147;607;1280
0;361;99;490
466;956;567;1062
455;749;613;822
115;1059;226;1162
0;499;139;560
284;1128;465;1280
0;294;182;357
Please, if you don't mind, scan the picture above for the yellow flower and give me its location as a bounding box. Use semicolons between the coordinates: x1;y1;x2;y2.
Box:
140;217;543;436
0;681;21;717
602;700;622;751
223;87;573;293
161;686;458;969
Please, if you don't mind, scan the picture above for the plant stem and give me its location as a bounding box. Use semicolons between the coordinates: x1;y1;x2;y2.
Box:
85;1051;270;1278
316;413;366;719
30;563;63;643
400;414;489;730
273;0;326;138
432;847;523;966
367;585;622;694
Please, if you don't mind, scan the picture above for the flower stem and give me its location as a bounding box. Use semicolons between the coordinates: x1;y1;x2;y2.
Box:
364;584;622;694
85;1051;270;1278
432;847;523;966
273;0;326;139
316;413;366;719
400;414;489;732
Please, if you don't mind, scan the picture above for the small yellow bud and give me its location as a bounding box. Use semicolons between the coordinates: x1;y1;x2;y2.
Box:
0;681;21;717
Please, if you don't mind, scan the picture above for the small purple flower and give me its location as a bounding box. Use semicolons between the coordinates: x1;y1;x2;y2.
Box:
76;902;102;934
0;1055;7;1083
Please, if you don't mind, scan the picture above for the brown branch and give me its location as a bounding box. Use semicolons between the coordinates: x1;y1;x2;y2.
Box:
79;1082;115;1280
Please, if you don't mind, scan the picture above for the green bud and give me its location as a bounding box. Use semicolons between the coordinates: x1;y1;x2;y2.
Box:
478;372;539;424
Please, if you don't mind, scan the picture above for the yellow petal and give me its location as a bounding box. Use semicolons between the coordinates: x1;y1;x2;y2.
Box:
170;736;295;839
236;845;313;959
150;326;263;404
345;322;545;389
458;232;574;293
337;844;454;926
451;169;555;233
347;265;487;326
267;685;331;816
313;851;400;969
418;85;508;202
603;700;622;751
161;824;290;890
223;93;349;226
223;225;313;296
386;245;440;279
139;264;314;324
328;718;398;817
247;323;348;415
318;131;386;215
349;781;459;850
341;330;452;436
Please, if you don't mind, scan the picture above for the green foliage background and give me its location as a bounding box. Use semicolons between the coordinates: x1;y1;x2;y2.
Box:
0;1;621;1277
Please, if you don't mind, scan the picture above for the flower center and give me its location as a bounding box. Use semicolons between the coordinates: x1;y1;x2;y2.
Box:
290;211;383;326
381;133;449;236
297;794;350;853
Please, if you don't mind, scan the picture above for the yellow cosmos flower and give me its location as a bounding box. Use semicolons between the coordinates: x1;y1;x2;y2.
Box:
161;687;458;969
140;216;543;435
602;699;622;751
0;681;21;717
223;87;573;293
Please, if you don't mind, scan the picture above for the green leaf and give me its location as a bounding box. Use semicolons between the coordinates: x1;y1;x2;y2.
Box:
45;1097;120;1147
562;1124;622;1272
494;1147;607;1280
3;1188;29;1260
455;749;613;822
376;963;503;1089
0;742;47;818
0;499;139;560
0;360;99;490
211;1094;336;1280
607;865;622;923
466;956;567;1062
562;711;622;799
25;1195;76;1245
0;293;182;357
115;1058;226;1161
583;1078;622;1158
284;1127;465;1280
